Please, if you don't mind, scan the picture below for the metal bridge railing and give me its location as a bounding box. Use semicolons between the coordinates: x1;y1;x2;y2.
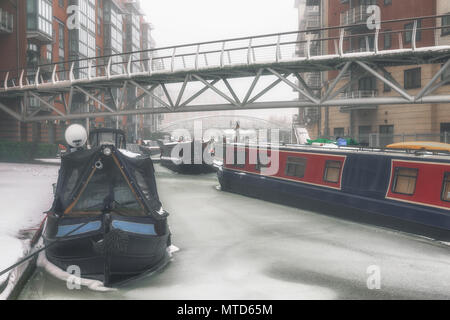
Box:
1;14;450;93
318;133;450;148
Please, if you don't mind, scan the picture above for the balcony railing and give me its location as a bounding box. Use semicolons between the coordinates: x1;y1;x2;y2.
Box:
0;8;14;33
340;5;369;26
306;16;321;29
345;89;378;99
339;90;378;112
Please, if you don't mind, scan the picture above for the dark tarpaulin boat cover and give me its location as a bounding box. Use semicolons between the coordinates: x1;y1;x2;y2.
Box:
51;146;165;219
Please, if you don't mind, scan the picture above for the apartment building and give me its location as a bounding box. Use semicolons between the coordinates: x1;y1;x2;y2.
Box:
295;0;328;136
297;0;450;146
0;0;161;144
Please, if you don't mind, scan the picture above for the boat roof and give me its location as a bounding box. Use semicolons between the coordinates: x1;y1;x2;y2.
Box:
89;128;126;136
229;142;450;161
387;141;450;152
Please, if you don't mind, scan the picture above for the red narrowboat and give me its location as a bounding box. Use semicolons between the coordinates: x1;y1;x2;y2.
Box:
217;143;450;235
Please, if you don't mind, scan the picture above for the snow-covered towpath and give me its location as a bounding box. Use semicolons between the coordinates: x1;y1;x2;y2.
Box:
0;162;58;291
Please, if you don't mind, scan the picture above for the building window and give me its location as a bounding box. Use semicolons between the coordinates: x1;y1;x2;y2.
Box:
359;76;377;92
442;15;450;36
392;167;418;195
404;68;421;89
285;157;307;179
441;63;450;85
358;126;372;146
441;173;450;202
334;128;345;138
384;29;392;49
323;160;342;183
384;71;392;92
58;21;65;60
379;125;394;147
404;20;422;44
58;0;65;8
384;0;392;5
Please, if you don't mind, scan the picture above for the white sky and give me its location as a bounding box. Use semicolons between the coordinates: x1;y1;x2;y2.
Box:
140;0;300;123
142;0;298;47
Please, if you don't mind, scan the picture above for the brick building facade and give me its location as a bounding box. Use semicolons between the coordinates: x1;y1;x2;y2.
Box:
0;0;162;144
297;0;450;146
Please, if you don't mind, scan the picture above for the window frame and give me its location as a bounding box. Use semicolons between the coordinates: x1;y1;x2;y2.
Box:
384;29;392;50
391;167;419;196
323;160;342;184
232;147;246;168
442;15;450;37
404;20;422;44
285;157;308;179
404;67;421;90
255;150;271;172
441;172;450;202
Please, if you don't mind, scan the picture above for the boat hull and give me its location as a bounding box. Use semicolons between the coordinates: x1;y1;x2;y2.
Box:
218;168;450;236
159;140;215;174
43;214;170;286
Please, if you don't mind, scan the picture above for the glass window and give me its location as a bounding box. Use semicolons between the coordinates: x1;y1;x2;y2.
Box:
404;20;422;44
384;29;392;49
232;148;246;168
255;150;271;172
404;68;421;89
384;71;392;92
392;167;418;195
285;157;307;178
70;162;144;216
442;15;450;37
334;128;345;138
441;173;450;202
324;160;342;183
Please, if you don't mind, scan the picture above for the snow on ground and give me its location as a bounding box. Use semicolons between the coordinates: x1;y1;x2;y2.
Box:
35;159;61;165
0;163;58;287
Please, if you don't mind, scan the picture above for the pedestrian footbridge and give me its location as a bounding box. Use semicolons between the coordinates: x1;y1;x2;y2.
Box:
1;14;450;122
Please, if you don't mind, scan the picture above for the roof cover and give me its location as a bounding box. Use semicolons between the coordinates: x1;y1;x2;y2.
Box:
51;146;165;219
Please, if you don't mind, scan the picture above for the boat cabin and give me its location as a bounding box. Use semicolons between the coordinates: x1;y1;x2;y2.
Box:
89;128;127;149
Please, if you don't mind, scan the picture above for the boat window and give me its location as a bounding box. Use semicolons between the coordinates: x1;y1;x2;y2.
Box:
68;159;144;216
285;157;307;178
62;168;80;205
323;160;342;183
392;167;418;195
441;173;450;202
232;147;246;168
255;150;271;172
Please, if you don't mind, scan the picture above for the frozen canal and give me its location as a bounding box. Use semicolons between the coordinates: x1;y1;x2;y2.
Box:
0;162;447;299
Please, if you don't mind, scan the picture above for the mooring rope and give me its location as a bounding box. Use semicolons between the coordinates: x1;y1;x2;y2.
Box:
0;218;94;278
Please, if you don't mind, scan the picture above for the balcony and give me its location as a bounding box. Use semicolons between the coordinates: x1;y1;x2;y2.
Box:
339;90;379;112
304;107;319;124
305;72;322;89
0;8;14;34
26;0;53;44
306;15;321;29
340;5;369;28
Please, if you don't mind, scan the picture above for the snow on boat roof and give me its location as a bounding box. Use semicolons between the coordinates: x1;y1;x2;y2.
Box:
118;149;141;158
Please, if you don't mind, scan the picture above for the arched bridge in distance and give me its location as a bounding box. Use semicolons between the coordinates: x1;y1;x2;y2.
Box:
1;14;450;123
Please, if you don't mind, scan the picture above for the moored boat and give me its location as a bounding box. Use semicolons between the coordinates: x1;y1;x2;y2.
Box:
158;139;215;174
42;126;172;287
217;142;450;235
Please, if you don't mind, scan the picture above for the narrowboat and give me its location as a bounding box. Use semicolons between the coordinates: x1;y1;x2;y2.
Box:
158;139;215;174
42;127;172;287
139;141;161;158
217;142;450;235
